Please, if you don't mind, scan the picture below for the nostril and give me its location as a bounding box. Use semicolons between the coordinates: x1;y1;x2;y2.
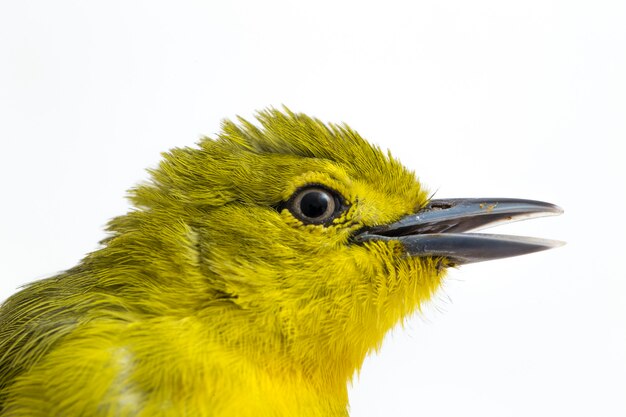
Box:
422;201;454;212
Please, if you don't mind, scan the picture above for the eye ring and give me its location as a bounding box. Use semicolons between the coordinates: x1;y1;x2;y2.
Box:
284;185;347;226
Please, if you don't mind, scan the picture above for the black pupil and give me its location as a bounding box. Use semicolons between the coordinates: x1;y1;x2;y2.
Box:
300;191;330;218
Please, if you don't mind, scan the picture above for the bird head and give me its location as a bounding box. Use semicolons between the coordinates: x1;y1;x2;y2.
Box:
101;108;562;383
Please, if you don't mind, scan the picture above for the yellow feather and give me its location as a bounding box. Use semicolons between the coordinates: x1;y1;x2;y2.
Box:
0;108;443;416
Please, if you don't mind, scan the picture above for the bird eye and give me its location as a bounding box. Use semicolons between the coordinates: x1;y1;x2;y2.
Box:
287;186;345;225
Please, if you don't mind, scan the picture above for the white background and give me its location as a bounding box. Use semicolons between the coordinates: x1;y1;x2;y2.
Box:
1;1;624;416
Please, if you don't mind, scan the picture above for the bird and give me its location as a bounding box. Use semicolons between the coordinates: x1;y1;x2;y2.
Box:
0;108;563;416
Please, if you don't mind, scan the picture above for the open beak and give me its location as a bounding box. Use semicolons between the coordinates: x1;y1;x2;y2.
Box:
354;198;564;265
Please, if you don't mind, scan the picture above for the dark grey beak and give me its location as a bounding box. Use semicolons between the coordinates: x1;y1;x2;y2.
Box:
354;198;564;265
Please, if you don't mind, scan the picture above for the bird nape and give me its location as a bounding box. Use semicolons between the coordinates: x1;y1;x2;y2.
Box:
0;108;563;416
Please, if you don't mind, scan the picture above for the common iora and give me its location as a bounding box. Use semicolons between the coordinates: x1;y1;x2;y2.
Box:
0;108;563;416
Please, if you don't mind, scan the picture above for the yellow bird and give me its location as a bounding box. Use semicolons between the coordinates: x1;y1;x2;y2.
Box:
0;108;562;416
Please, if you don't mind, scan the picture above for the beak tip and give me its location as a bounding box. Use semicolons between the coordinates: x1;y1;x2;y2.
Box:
548;239;566;248
551;204;565;215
